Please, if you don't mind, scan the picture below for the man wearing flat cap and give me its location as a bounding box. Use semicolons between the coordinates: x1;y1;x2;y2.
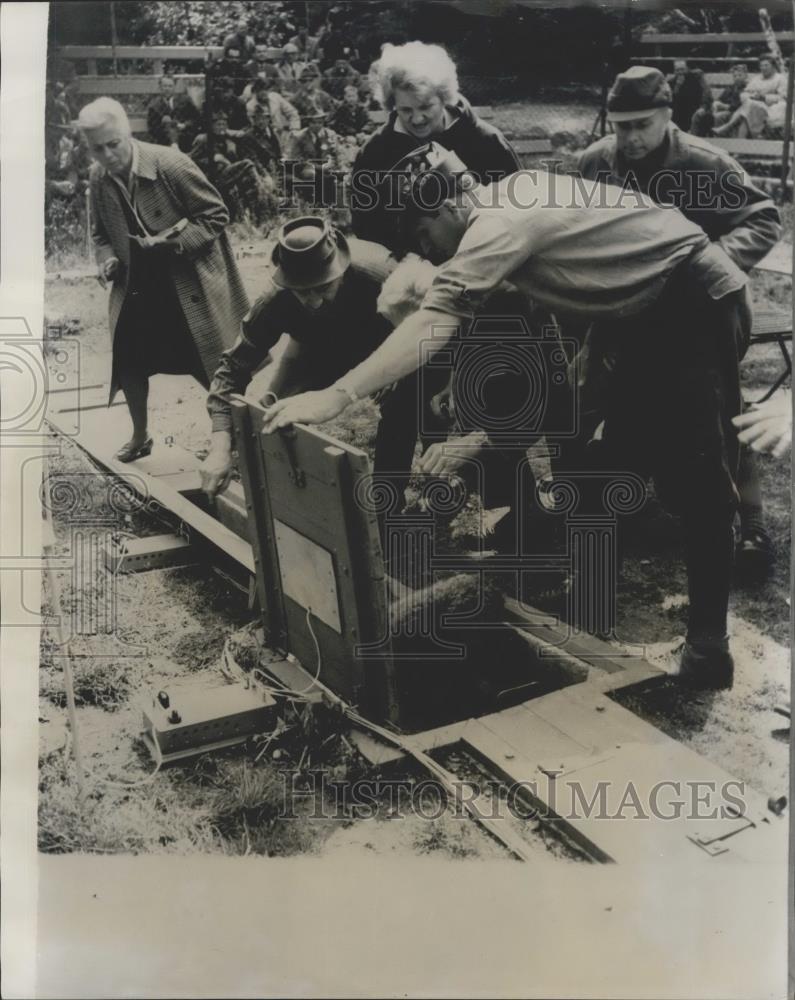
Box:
578;65;782;576
261;147;757;691
200;217;396;497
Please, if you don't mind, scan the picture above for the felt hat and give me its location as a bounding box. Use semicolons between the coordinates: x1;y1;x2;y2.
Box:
271;217;350;290
606;66;672;122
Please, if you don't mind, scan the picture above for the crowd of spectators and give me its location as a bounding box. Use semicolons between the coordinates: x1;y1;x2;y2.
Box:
669;55;792;140
45;3;379;241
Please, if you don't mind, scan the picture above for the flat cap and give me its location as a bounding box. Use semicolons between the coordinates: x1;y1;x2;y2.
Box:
607;66;672;122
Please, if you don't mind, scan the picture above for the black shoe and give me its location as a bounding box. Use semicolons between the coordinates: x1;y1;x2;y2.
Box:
735;529;775;578
114;437;153;463
678;638;734;690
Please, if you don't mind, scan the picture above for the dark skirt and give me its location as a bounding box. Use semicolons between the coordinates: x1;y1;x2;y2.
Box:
112;241;208;388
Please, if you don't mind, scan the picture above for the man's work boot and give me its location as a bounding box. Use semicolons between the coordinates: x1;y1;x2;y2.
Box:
678;637;734;691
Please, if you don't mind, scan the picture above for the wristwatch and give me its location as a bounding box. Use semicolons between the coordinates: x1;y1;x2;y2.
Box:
334;381;360;405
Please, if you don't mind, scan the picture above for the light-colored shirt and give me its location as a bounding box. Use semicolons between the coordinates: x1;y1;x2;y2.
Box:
421;171;746;321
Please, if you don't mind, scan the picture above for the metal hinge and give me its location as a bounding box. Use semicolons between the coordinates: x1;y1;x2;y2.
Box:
687;812;756;857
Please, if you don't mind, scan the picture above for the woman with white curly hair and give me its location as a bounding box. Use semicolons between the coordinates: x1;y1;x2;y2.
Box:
351;40;519;247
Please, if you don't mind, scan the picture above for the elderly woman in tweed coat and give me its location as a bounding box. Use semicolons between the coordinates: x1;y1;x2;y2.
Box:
80;97;249;461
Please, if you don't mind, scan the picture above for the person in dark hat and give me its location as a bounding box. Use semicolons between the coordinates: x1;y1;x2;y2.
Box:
578;64;782;577
286;110;341;205
200;218;398;497
261;150;759;691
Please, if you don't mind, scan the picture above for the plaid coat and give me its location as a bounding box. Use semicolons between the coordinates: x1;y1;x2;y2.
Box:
90;141;249;402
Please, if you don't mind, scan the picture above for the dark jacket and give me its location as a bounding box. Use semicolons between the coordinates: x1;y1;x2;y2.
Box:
350;96;520;248
147;93;201;151
667;70;712;132
207;245;394;433
330;101;370;137
577;123;781;272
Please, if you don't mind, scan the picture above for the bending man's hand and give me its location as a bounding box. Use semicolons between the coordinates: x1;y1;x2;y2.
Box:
416;432;487;478
261;387;348;433
200;444;234;498
732;391;792;458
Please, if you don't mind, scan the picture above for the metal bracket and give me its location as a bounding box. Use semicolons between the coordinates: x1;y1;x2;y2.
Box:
687;813;756;857
279;427;306;488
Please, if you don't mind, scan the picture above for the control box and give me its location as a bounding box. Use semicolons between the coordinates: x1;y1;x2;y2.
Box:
142;680;279;763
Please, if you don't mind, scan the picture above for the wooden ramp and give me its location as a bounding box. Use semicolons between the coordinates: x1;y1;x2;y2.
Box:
46;386;255;575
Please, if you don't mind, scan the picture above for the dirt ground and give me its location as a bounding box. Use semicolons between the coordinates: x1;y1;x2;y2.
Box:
40;163;792;860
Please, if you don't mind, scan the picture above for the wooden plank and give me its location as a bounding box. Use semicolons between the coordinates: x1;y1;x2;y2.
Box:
639;31;794;45
632;56;763;66
461;685;778;865
46;406;255;574
104;532;196;573
503;596;665;690
57;45;222;62
709;136;784;157
512;138;554;154
76;75;204;95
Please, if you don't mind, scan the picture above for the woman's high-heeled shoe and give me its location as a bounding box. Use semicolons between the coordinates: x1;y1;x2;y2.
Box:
114;437;154;463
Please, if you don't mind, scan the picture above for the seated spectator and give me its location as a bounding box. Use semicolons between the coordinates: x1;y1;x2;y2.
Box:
237;101;282;178
222;18;255;60
189;109;267;222
291;66;337;122
715;63;750;118
667;60;712;133
243;39;282;91
329;83;372;137
269;11;297;48
289;26;321;62
322;57;362;101
245;78;300;147
146;74;201;152
46;125;88;199
714;55;783;138
699;62;749;135
317;8;358;70
746;55;783;103
286;110;341;205
46;80;72;129
763;64;791;136
210;75;250;131
207;42;250;98
277;43;307;94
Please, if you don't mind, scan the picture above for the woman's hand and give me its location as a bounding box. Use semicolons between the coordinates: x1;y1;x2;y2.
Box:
97;256;120;288
261;387;349;432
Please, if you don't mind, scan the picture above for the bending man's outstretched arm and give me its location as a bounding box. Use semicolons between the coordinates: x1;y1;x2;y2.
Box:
261;307;460;432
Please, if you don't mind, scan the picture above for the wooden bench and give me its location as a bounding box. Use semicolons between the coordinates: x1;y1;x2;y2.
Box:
749;306;792;402
511;137;554;158
710;136;785;157
74;73;205;96
367;105;494;126
635;30;794;59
